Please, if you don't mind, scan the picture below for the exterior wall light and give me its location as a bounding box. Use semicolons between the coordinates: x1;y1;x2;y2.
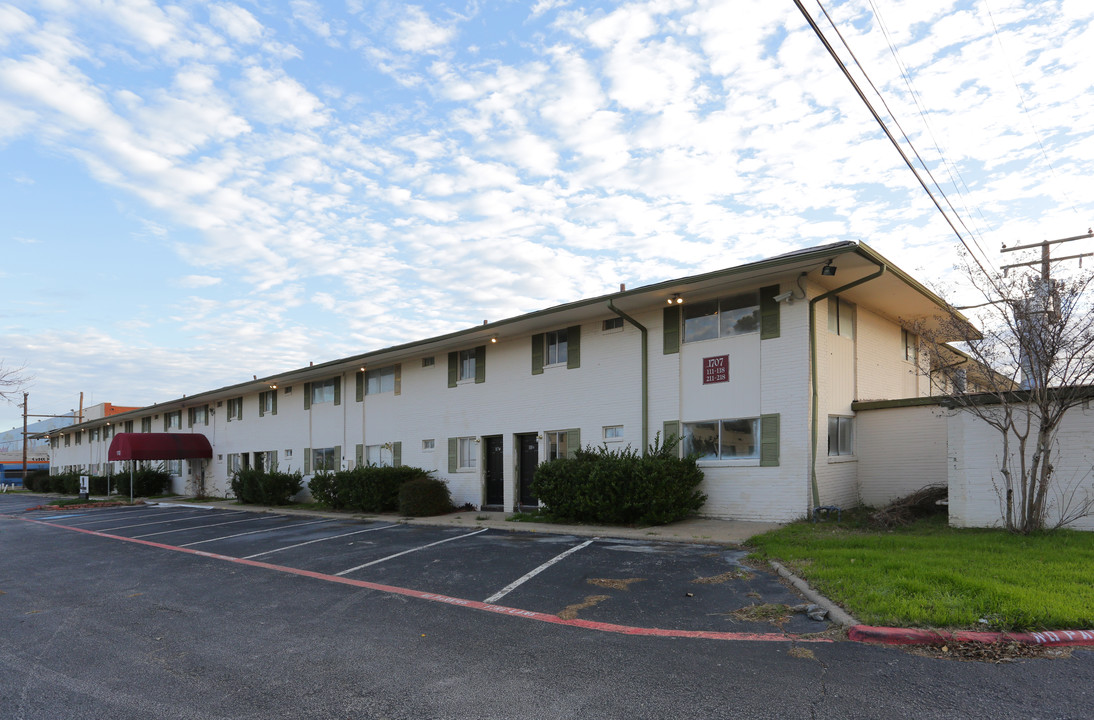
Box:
490;335;498;343
667;293;684;305
821;261;837;276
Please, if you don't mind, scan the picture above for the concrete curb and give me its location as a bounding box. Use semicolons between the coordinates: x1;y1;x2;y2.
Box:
768;560;858;627
849;625;1094;647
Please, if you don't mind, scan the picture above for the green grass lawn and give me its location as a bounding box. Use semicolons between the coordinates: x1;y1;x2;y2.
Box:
747;513;1094;631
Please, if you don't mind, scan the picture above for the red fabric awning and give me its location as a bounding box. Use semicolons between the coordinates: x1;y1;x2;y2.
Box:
107;433;213;461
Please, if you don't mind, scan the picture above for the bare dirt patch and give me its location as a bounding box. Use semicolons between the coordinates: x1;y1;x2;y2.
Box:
558;595;611;620
587;578;646;591
692;569;753;584
906;641;1073;664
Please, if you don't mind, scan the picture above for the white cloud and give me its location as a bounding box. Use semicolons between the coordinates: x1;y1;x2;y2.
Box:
209;3;264;45
393;6;454;53
178;274;222;288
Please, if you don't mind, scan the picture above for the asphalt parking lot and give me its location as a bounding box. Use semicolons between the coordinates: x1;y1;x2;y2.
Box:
6;498;829;638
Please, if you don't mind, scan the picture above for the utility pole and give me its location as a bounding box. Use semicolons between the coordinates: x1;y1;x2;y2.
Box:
20;394;83;484
1001;230;1094;389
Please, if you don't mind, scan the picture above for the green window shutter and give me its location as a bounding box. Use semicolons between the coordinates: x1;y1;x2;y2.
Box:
760;414;780;467
448;352;458;388
237;398;243;421
304;448;312;474
272;392;277;416
531;333;544;375
663;421;681;457
163;414;169;431
475;345;486;384
259;392;265;418
760;285;781;340
355;444;363;467
204;408;209;426
448;437;458;473
394;364;402;395
356;371;364;402
187;409;193;428
663;306;680;354
566;428;580;459
392;441;402;468
334;377;341;406
334;445;342;470
304;383;311;410
567;325;581;369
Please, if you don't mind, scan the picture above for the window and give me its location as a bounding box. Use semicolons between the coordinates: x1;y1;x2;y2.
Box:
141;417;152;433
827;297;855;339
64;434;71;447
102;426;111;441
124;420;134;433
603;317;624;332
227;453;242;474
366;444;392;467
166;459;182;475
422;439;435;451
310;378;336;405
902;329;918;362
684;418;759;460
546;431;568;461
90;428;99;442
189;406;207;427
603;425;624;441
828;416;854;456
422;356;435;368
258;391;276;416
312;447;338;472
165;411;182;430
683;292;760;343
227;397;243;421
253;451;276;472
284;449;293;458
51;436;59;449
75;432;82;446
458;349;476;381
284;385;293;395
367;366;397;395
457;437;477;470
546;329;568;365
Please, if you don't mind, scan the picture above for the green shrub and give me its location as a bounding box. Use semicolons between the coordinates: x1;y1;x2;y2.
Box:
50;472;69;494
307;465;429;513
531;434;706;526
398;476;454;517
113;466;171;497
23;469;49;491
230;468;303;505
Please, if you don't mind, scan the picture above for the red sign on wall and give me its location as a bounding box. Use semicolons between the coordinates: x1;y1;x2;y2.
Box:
703;355;729;384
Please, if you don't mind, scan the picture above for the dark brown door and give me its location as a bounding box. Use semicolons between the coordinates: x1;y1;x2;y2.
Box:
517;433;539;507
484;435;504;507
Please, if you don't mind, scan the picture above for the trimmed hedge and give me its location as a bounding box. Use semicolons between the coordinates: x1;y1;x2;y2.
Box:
308;465;431;513
398;477;454;517
531;434;706;526
26;468;167;497
230;467;303;506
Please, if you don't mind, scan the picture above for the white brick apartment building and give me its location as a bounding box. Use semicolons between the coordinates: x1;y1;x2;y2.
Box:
45;241;961;522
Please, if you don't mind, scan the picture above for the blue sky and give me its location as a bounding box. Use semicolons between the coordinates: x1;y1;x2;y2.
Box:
2;0;1093;430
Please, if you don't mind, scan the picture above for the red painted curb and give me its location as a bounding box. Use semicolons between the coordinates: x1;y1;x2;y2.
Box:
19;516;833;644
849;624;1094;647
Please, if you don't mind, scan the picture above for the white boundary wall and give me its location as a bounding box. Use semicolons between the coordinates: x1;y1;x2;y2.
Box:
855;404;948;507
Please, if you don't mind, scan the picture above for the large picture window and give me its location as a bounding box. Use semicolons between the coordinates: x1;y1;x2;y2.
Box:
311;378;336;404
313;447;338;471
683;292;760;343
366;366;397;395
684;418;759;460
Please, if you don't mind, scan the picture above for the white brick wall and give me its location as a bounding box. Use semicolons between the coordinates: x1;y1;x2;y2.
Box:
855;404;948;506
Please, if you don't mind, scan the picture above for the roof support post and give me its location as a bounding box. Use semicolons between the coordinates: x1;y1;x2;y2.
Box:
607;301;648;454
808;260;886;510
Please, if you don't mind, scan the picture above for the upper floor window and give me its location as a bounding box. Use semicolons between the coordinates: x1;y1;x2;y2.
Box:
545;329;568;365
603;317;624;332
459;349;476;381
141;417;152;433
75;431;83;446
902;329;918;362
189;406;207;426
90;428;99;442
258;391;276;416
64;434;71;447
124;420;134;433
311;378;337;405
828;297;855;339
683;292;760;343
367;366;397;395
165;411;182;430
227;397;243;421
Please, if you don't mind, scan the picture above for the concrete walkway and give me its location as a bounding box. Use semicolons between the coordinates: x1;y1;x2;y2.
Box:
162;498;784;545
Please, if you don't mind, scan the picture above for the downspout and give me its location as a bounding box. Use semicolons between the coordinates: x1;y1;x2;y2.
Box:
607;300;648;453
808;259;886;510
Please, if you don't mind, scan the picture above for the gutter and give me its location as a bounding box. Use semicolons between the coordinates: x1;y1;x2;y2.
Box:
607;300;649;453
808;258;886;510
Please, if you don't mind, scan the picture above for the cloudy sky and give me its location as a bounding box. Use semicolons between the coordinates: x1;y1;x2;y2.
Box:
1;0;1093;430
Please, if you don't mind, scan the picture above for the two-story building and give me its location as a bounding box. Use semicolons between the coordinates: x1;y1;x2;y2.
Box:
45;241;965;521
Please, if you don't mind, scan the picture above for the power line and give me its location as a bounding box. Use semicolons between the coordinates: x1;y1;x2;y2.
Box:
791;0;996;280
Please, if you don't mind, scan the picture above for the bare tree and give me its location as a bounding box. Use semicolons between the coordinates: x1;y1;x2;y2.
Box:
0;361;29;404
919;256;1094;533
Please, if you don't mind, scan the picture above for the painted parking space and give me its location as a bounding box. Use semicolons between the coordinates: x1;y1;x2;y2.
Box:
7;498;830;639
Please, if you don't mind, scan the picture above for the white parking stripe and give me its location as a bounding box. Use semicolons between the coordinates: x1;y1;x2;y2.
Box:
484;538;597;604
64;509;196;526
334;528;489;576
180;518;332;547
96;511;250;533
131;515;273;538
242;524;400;559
